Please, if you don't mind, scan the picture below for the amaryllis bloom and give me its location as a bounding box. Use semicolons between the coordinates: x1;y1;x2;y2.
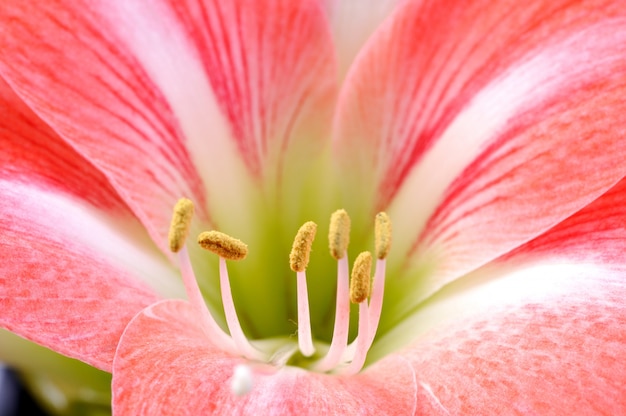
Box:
1;0;626;414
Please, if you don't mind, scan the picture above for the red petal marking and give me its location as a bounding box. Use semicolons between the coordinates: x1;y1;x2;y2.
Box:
113;299;416;415
335;0;626;210
0;76;127;211
0;1;208;252
0;181;164;371
162;0;337;181
334;0;626;299
505;176;626;265
397;264;626;415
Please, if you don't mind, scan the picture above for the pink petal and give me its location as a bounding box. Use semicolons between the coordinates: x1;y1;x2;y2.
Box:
334;0;626;299
113;299;417;415
320;0;403;77
0;180;167;371
156;0;338;178
393;262;626;415
0;1;208;252
0;76;126;211
506;175;626;265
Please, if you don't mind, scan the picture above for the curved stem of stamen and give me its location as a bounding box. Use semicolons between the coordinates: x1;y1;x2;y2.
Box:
177;246;235;350
296;270;315;357
312;256;350;372
219;257;265;360
367;258;386;348
339;302;370;376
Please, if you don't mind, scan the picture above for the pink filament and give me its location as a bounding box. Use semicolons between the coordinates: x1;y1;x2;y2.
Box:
219;257;264;360
296;270;315;357
177;246;235;350
313;256;350;371
367;258;386;348
340;302;370;375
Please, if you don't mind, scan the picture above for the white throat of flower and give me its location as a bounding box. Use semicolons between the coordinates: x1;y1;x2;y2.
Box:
168;199;391;393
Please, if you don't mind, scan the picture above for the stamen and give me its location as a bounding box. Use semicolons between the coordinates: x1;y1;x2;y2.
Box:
328;209;350;260
290;222;317;357
168;199;235;351
230;364;254;396
313;210;351;372
350;252;372;304
168;198;194;253
368;212;392;346
198;231;248;260
289;221;316;272
198;230;262;360
374;212;392;260
342;252;372;375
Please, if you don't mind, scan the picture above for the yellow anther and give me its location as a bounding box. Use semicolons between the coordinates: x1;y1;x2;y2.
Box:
328;209;351;260
198;231;248;261
350;251;372;304
289;221;317;272
168;198;194;253
375;212;392;260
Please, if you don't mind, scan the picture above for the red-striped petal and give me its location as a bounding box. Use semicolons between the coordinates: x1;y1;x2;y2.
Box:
0;1;208;252
334;0;626;302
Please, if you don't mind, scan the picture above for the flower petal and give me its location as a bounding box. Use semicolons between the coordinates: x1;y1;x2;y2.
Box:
334;0;626;299
0;76;127;211
505;175;626;265
0;1;208;251
113;299;417;415
0;0;338;242
0;180;172;371
320;0;403;77
387;262;626;415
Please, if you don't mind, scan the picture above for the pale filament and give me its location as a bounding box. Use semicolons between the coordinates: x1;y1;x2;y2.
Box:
338;301;370;376
176;246;236;351
366;258;386;348
296;270;316;357
219;257;265;360
312;255;350;372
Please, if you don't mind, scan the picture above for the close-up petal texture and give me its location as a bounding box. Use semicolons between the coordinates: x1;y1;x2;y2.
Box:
1;0;626;414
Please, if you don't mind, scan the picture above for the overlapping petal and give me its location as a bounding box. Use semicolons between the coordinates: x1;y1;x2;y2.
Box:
0;0;338;248
0;73;183;370
395;263;626;415
379;177;626;414
0;180;171;371
113;299;417;415
0;1;210;251
320;0;404;77
0;76;126;211
334;0;626;303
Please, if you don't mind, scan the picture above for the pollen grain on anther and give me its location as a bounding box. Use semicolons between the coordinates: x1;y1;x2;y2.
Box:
375;212;392;260
198;231;248;260
350;251;372;304
289;221;317;272
329;209;351;260
168;198;194;253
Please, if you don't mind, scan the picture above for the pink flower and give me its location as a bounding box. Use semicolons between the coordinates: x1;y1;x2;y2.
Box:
1;0;626;414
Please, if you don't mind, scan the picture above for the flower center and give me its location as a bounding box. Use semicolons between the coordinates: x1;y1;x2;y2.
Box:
168;199;391;388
